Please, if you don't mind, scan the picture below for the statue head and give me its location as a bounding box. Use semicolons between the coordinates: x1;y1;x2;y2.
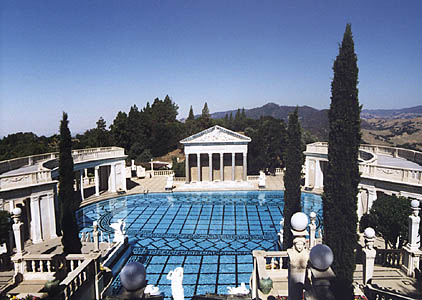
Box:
293;237;306;253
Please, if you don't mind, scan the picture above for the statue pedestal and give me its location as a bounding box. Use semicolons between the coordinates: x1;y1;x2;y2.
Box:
362;247;376;284
401;245;422;277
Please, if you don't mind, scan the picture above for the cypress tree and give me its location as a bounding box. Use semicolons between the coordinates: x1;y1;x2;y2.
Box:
187;105;195;121
323;24;361;296
282;108;303;250
59;112;82;254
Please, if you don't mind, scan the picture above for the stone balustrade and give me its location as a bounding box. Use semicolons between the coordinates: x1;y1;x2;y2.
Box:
153;170;174;176
61;255;98;300
13;253;63;281
251;250;289;299
247;175;260;181
0;147;126;191
360;164;422;186
0;170;53;190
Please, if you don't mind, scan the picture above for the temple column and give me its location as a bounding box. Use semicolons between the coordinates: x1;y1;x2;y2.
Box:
94;166;100;196
185;154;190;183
197;153;201;182
209;153;213;182
80;169;85;200
243;153;247;181
220;153;224;181
30;195;42;243
232;153;235;181
121;162;127;191
110;164;116;192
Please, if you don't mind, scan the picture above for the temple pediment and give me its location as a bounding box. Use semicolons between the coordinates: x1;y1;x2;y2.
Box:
180;125;251;144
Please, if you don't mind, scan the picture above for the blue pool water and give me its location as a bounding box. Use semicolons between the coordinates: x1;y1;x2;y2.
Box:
76;191;322;298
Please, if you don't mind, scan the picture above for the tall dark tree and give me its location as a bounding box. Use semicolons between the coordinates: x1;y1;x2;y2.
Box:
187;106;195;121
58;112;82;254
95;117;110;147
282;108;304;250
322;24;361;296
199;102;213;130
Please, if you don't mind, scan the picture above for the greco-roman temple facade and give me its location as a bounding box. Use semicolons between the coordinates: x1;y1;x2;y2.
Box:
181;125;251;183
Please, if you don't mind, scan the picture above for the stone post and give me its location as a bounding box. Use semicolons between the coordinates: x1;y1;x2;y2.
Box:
362;227;376;284
408;200;420;250
304;244;336;300
287;212;310;300
309;212;317;249
12;208;25;255
243;153;247;181
402;200;422;277
93;221;100;252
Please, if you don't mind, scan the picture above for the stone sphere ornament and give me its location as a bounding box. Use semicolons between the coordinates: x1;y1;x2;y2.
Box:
364;227;376;239
411;199;420;208
309;244;334;270
120;262;146;291
12;207;22;216
291;212;309;231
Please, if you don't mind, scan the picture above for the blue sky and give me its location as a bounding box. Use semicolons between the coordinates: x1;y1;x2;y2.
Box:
1;1;421;137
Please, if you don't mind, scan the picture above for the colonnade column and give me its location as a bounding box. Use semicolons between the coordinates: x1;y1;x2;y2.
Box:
220;153;224;181
30;195;42;243
209;153;213;182
94;166;100;196
185;154;190;183
47;192;57;238
110;164;116;193
121;162;127;191
232;153;235;181
80;169;85;200
243;153;247;181
197;153;201;182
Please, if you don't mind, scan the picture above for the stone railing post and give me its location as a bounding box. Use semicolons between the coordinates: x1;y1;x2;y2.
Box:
287;212;309;300
362;227;376;284
304;244;336;300
12;207;24;255
402;200;422;277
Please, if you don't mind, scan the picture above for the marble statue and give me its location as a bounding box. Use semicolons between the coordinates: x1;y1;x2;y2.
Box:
110;219;126;243
167;267;184;300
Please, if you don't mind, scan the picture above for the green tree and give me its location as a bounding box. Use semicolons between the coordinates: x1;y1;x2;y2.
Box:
58;112;82;254
171;156;186;177
95;117;110;147
359;193;411;249
110;111;130;150
199;102;213;130
282;108;304;249
322;24;361;296
187;106;195;121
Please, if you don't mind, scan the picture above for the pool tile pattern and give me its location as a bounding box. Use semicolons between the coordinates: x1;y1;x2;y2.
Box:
76;191;322;299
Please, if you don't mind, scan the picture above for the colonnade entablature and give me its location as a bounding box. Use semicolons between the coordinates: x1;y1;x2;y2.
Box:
0;147;127;244
181;125;251;183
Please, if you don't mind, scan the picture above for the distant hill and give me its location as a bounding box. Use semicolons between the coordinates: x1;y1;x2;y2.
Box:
211;103;330;140
361;105;422;119
204;102;422;145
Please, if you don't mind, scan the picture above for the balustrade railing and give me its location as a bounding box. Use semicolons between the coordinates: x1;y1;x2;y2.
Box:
153;170;174;176
61;256;96;300
174;176;186;181
251;250;289;299
375;249;403;268
0;170;53;190
247;175;260;181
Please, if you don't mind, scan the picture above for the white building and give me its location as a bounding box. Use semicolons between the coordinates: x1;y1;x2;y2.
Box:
180;125;251;183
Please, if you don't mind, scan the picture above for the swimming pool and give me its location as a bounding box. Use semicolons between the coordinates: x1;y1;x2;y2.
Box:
76;191;322;298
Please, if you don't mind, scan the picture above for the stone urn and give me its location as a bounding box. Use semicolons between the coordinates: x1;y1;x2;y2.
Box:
259;277;273;294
